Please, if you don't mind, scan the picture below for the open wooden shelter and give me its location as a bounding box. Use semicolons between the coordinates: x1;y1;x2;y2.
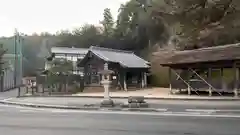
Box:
153;43;240;97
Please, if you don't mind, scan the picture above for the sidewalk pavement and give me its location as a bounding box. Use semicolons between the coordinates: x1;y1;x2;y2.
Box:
21;87;240;101
1;87;239;112
71;88;240;101
0;88;20;100
0;97;165;112
2;96;240;112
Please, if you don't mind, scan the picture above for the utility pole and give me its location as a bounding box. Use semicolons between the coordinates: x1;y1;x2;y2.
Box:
14;30;17;87
14;29;23;87
19;33;23;85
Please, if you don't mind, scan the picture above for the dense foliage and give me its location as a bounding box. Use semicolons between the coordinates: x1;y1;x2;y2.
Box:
1;0;240;86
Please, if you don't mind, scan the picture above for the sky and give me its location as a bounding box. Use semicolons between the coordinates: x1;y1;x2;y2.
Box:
0;0;129;37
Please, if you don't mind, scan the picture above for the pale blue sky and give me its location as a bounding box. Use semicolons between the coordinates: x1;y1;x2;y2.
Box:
0;0;129;37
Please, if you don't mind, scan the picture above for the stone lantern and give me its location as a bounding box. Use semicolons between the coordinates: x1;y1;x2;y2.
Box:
98;63;114;107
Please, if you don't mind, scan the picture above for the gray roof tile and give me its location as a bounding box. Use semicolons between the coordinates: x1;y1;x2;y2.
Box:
51;47;88;54
90;46;150;68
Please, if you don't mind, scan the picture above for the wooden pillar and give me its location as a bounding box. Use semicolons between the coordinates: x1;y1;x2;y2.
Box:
220;68;224;91
187;69;191;95
124;72;127;91
18;86;21;97
144;72;147;88
208;68;212;96
187;84;191;95
141;72;144;88
169;68;172;94
234;65;239;97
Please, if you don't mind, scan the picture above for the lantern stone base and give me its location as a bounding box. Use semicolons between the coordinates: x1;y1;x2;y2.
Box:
100;99;114;107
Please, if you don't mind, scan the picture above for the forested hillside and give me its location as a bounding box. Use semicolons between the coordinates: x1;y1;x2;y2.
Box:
1;0;240;86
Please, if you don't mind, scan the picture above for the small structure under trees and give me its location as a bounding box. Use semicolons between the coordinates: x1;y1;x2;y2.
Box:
45;47;88;75
39;47;88;94
78;46;150;91
154;43;240;97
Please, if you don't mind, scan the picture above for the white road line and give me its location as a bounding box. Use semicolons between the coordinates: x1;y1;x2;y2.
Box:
185;109;216;113
0;104;27;108
0;104;11;107
213;110;240;112
19;110;36;112
2;106;239;118
38;109;240;118
186;109;240;112
155;108;168;111
165;111;208;115
50;109;76;113
1;98;13;102
14;106;47;112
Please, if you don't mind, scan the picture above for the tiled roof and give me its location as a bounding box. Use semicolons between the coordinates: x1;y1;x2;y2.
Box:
90;46;150;68
153;43;240;66
51;47;88;55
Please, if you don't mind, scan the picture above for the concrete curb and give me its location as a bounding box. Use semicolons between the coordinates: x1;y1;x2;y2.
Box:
0;100;167;112
19;95;240;101
0;100;100;111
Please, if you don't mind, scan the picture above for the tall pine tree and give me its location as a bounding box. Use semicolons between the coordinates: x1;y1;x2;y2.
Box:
101;8;114;37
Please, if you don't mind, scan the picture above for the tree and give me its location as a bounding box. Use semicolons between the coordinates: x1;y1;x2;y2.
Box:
151;0;240;50
115;0;166;50
77;24;103;48
101;8;114;37
47;58;73;92
48;58;73;75
56;24;103;48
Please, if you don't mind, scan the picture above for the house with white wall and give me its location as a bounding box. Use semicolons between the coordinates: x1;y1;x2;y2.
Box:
45;47;88;76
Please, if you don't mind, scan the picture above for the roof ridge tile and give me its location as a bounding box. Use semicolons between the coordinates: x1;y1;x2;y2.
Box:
90;46;133;54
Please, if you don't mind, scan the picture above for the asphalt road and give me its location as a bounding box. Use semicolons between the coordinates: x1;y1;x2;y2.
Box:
0;104;239;135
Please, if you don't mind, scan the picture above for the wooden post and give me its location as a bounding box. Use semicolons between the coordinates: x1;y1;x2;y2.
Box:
141;72;144;89
32;86;34;95
187;69;191;95
42;83;45;93
18;86;21;97
144;72;147;88
234;66;239;97
169;68;172;94
208;68;212;96
26;86;29;94
187;84;191;95
220;68;224;91
123;72;127;91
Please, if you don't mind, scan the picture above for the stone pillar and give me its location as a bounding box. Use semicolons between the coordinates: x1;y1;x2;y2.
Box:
99;64;114;107
103;75;110;99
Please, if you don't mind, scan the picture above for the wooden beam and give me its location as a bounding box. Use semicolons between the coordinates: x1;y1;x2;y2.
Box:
144;72;147;88
163;60;239;69
141;72;144;89
123;72;127;91
234;64;239;97
220;68;224;91
208;68;212;96
169;68;172;94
